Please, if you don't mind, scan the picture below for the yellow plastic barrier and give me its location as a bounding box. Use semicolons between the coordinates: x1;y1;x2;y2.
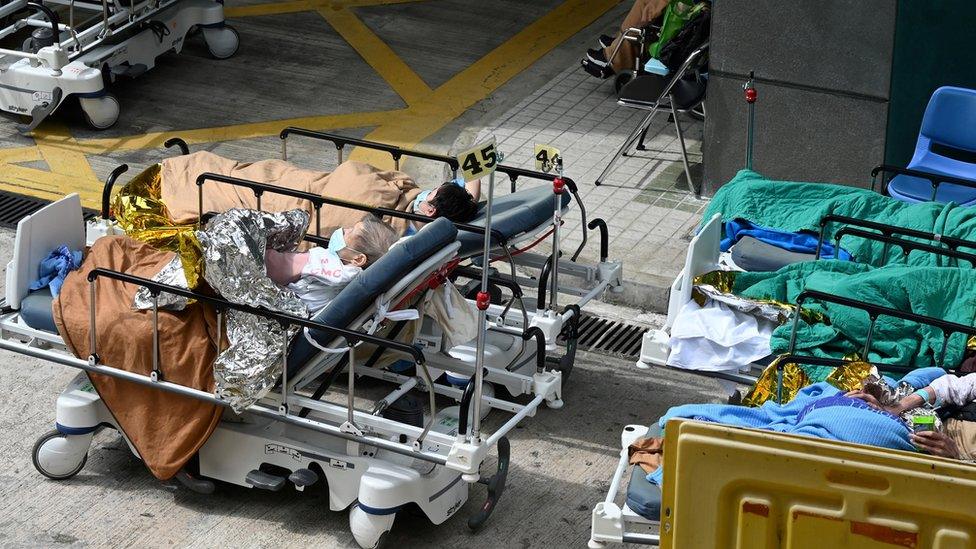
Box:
659;419;976;549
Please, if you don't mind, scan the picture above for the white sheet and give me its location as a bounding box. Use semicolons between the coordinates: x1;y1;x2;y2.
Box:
667;298;775;372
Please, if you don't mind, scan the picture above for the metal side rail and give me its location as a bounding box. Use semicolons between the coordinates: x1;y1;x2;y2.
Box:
777;289;976;402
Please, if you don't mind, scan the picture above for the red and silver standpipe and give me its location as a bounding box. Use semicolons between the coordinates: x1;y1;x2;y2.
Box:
743;71;758;170
471;151;503;442
550;157;565;311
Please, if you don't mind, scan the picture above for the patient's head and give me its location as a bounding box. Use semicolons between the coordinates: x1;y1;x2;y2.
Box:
338;216;398;267
416;183;479;223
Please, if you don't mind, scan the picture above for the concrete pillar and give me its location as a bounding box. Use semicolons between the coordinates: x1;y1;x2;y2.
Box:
702;0;897;194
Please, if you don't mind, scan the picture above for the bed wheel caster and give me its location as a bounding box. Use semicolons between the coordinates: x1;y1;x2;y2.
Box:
79;94;120;130
32;429;90;480
588;539;608;549
203;25;240;60
546;398;564;410
467;436;510;532
175;468;215;494
349;503;394;549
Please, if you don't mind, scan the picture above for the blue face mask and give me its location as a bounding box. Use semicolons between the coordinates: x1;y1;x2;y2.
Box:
412;189;432;213
328;227;346;254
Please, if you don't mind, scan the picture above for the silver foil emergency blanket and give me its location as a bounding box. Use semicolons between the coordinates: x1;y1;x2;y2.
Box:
862;373;944;431
133;256;191;311
197;208;310;413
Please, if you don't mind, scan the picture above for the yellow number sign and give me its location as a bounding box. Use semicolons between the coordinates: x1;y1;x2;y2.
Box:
534;143;561;173
456;138;498;182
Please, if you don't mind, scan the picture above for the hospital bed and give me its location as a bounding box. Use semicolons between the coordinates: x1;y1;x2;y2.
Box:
0;192;566;548
0;127;623;546
277;128;623;370
634;211;976;383
591;287;976;547
0;0;238;131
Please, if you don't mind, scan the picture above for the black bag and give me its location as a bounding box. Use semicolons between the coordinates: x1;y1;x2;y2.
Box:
658;5;710;72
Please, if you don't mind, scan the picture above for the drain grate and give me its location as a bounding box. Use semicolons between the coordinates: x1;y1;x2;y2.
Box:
0;191;96;229
562;313;648;360
0;191;55;229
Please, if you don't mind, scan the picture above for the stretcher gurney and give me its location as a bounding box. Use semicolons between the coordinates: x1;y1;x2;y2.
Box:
593;418;976;548
0;195;564;548
0;0;238;131
590;289;976;547
1;126;624;546
635;211;976;384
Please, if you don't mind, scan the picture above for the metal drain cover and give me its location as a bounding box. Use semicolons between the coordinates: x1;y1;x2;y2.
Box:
0;191;95;229
561;313;648;360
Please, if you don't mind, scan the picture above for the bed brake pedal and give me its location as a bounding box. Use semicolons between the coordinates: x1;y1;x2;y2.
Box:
245;470;286;491
288;468;319;488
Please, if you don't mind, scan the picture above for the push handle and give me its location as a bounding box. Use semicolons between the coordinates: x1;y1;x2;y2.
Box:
101;164;129;219
164;137;190;156
587;219;609;262
467;436;510;532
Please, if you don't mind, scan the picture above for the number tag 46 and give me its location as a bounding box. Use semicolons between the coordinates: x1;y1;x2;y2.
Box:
456;138;498;182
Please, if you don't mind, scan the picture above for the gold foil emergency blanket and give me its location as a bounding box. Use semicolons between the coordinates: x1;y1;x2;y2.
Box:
742;356;875;406
197;208;311;413
693;270;827;325
111;163;203;289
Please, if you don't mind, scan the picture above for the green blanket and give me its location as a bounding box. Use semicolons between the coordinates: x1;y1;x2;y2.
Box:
703;170;976;267
730;261;976;380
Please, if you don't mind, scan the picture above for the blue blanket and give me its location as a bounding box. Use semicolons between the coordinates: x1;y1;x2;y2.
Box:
647;379;932;484
722;218;852;261
29;244;83;297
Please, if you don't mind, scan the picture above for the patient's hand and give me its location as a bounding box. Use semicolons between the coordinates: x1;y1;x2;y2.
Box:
845;390;882;409
845;390;901;415
911;431;961;459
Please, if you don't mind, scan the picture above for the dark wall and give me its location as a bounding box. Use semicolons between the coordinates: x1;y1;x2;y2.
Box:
885;1;976;167
702;0;897;194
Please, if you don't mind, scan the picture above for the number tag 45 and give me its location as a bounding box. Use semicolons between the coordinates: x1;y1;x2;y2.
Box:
456;138;498;182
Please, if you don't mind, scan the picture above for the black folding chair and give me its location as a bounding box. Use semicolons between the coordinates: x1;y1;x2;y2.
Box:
594;42;709;196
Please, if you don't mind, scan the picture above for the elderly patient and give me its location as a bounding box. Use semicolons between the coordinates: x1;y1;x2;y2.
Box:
849;370;976;461
265;216;399;314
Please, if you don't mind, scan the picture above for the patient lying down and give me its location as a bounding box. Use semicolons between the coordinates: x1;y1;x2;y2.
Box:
265;216;398;314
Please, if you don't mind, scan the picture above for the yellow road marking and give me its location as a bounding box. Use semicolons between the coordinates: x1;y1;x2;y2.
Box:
225;0;424;19
318;8;432;105
12;109;403;157
0;0;620;206
349;0;619;167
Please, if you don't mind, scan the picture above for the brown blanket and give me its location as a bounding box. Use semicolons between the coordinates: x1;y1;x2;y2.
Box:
160;151;422;235
53;236;223;480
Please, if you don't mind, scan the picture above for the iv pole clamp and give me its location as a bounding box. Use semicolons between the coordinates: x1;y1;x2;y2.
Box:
743;71;758;170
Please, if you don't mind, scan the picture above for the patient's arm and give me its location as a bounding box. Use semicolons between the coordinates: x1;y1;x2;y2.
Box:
465;178;481;202
265;249;308;285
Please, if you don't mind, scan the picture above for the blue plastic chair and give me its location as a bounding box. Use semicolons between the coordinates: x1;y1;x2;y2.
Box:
885;86;976;205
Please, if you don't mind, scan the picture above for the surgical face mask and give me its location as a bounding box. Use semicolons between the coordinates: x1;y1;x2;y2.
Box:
412;189;432;214
328;227;346;253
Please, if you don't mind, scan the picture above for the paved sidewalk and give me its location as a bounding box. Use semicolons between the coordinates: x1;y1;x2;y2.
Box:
467;63;709;310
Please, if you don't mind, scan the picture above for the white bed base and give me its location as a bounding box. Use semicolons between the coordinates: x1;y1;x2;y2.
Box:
0;0;238;130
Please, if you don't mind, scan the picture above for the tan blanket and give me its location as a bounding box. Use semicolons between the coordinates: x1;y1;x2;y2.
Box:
160;151;422;235
53;236;223;480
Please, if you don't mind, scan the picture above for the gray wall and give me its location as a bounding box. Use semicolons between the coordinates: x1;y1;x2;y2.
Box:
702;0;897;195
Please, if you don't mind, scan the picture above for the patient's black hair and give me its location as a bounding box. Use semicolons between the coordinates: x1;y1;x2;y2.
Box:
429;183;478;223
